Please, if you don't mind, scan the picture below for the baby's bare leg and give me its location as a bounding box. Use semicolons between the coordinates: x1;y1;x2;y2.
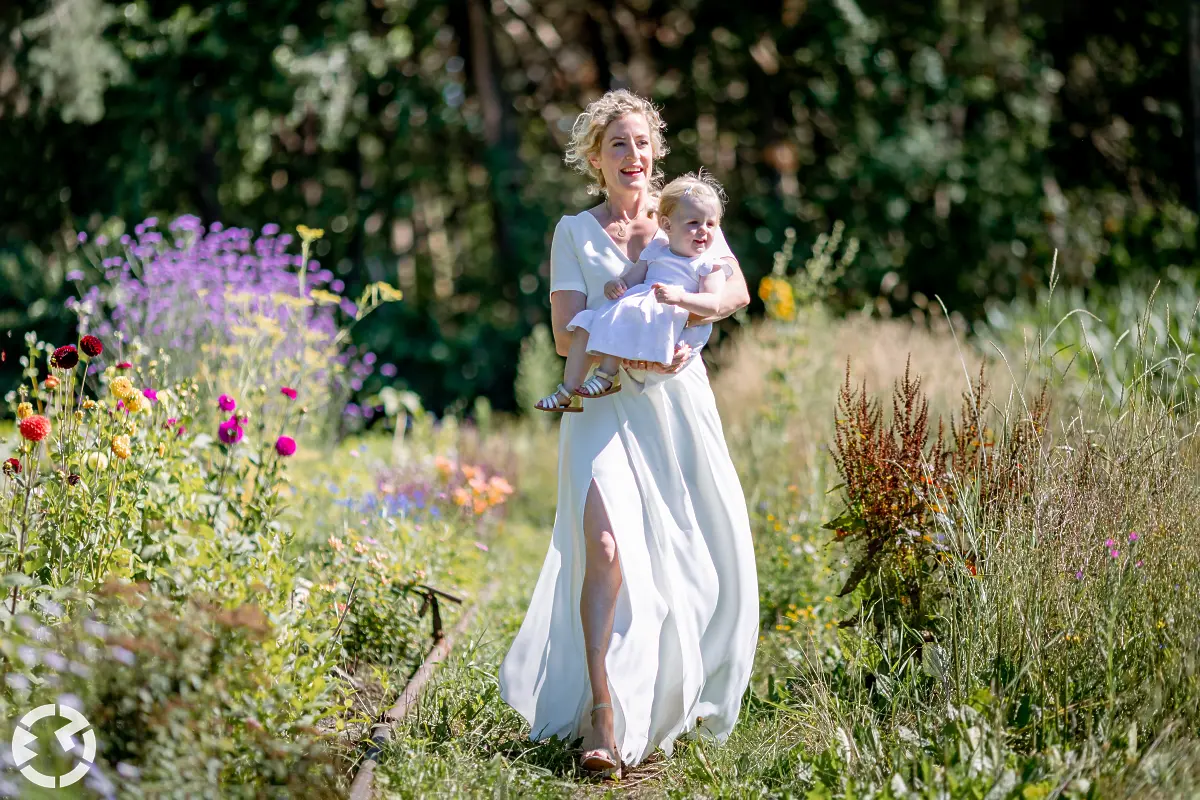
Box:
597;354;621;377
564;329;593;391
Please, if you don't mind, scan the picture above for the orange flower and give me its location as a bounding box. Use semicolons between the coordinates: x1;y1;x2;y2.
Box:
473;498;489;515
434;456;454;479
43;376;60;390
452;487;471;507
461;464;482;481
488;476;513;496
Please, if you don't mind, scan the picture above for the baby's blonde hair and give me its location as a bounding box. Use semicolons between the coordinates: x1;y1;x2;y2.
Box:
658;170;726;221
564;89;668;196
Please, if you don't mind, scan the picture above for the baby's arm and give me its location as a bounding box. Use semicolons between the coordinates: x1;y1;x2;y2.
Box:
604;260;649;300
652;266;727;316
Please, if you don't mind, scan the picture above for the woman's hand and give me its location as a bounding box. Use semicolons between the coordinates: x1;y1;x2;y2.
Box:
604;279;628;300
622;342;692;375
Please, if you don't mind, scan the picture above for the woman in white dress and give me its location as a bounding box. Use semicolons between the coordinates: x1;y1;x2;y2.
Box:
499;90;759;778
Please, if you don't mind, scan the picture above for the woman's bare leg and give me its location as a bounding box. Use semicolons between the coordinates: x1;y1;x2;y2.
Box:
580;479;621;759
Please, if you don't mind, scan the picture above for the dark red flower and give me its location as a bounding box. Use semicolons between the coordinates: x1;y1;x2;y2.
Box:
2;457;20;476
67;474;81;486
79;335;104;358
116;362;132;369
51;345;78;370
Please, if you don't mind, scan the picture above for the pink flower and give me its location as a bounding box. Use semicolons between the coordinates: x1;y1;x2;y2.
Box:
217;415;244;445
280;387;297;400
142;388;158;403
474;541;489;552
164;418;177;429
116;361;132;369
18;415;51;442
1104;538;1115;548
275;436;297;457
1075;570;1084;580
1136;560;1144;568
1109;549;1120;559
218;394;237;412
1128;531;1139;542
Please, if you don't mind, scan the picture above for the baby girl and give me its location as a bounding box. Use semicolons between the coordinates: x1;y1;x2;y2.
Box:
536;172;730;412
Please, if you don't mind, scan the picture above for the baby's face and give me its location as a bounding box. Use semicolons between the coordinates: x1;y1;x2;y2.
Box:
665;195;721;256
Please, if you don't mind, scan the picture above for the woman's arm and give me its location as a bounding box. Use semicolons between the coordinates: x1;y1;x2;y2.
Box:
687;259;750;326
550;290;587;357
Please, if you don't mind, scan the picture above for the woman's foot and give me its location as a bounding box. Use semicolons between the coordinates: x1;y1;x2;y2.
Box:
574;369;620;398
580;703;621;779
535;383;583;413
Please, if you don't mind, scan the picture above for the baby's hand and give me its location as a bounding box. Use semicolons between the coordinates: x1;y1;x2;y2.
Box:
652;283;685;305
604;279;627;300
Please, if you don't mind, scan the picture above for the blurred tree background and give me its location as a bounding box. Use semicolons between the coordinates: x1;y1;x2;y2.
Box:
1;0;1197;412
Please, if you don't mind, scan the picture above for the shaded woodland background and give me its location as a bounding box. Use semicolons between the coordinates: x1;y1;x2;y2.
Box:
2;0;1198;411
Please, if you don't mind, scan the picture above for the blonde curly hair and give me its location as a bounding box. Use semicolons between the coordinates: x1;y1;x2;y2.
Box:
564;89;668;196
658;169;726;221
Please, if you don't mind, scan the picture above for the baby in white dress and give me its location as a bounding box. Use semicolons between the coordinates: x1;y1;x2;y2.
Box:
536;173;730;411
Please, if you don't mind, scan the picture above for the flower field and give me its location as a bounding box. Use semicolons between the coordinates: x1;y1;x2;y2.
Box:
3;215;1200;799
0;218;513;797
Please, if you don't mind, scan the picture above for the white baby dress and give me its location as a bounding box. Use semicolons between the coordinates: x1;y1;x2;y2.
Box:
567;239;728;365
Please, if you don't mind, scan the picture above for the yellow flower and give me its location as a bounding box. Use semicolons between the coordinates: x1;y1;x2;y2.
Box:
84;451;110;471
308;289;341;306
110;435;132;461
157;443;167;458
296;224;325;242
110;377;136;401
82;399;96;411
125;392;150;415
16;402;32;420
74;411;84;422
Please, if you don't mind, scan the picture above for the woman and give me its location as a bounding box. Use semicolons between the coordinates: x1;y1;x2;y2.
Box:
499;90;759;778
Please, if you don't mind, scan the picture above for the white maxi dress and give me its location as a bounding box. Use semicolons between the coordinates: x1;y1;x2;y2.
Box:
499;210;759;767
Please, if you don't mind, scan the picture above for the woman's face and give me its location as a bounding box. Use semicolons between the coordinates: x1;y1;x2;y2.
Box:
590;113;654;196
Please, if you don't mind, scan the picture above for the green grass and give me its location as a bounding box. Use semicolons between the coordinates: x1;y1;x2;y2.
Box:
368;292;1200;799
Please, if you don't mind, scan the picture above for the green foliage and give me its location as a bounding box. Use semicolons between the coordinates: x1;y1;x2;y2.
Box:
514;323;562;423
3;1;1197;410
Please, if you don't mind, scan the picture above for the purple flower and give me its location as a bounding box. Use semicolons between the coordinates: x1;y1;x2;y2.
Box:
275;436;297;457
217;416;244;445
262;223;280;236
77;232;87;243
67;269;85;281
96;234;109;247
1075;570;1084;580
218;394;237;412
380;363;398;378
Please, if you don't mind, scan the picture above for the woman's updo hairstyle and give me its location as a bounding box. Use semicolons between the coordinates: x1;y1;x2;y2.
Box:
565;89;668;196
658;169;726;221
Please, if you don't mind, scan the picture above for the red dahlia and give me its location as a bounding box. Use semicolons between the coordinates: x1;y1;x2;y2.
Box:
51;345;78;370
18;415;51;442
2;458;20;476
80;335;104;358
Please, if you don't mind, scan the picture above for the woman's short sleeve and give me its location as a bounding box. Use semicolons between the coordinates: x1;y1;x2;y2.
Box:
709;226;738;276
549;217;588;296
